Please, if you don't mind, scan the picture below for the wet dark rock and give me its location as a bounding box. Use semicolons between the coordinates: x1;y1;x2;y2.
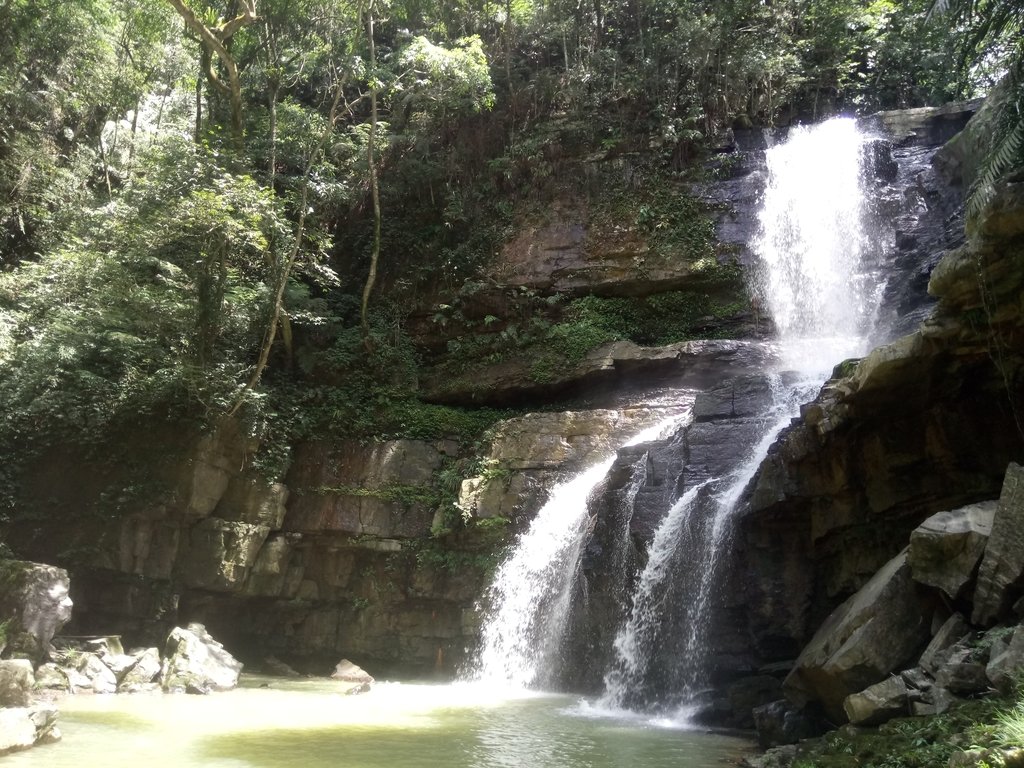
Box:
753;699;818;748
566;373;780;697
692;375;776;422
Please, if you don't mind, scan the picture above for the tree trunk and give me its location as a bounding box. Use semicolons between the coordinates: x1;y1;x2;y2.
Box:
360;1;382;347
227;78;349;417
166;0;256;151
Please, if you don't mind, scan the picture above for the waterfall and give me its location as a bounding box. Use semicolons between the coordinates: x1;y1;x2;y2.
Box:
471;417;680;688
754;117;881;372
598;117;882;717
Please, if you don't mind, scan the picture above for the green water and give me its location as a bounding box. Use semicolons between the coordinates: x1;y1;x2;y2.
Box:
7;677;752;767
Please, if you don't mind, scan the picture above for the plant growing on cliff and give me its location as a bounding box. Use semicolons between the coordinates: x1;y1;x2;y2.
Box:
929;0;1024;218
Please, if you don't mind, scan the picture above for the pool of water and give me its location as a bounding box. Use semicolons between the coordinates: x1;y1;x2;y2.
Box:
7;677;753;767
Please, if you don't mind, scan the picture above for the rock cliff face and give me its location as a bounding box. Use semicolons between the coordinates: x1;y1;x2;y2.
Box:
736;169;1024;670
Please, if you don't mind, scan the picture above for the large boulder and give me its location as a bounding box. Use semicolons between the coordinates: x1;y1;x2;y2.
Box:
331;659;374;694
908;501;995;600
973;464;1024;626
0;560;73;663
0;706;60;755
161;623;242;694
0;660;34;707
783;550;931;723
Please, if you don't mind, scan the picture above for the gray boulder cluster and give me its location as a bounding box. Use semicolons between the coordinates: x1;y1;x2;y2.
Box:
0;558;245;755
757;463;1024;745
37;623;242;696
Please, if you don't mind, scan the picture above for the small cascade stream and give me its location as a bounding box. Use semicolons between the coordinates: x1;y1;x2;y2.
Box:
471;417;683;688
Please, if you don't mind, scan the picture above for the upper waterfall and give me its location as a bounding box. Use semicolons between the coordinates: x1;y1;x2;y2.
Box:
754;118;880;372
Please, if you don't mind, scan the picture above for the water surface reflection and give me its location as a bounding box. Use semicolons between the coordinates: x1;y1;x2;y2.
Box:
7;678;752;768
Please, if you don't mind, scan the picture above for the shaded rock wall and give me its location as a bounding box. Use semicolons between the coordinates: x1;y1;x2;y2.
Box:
735;124;1024;687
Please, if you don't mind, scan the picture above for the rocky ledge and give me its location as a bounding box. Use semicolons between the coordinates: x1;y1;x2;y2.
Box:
423;338;773;405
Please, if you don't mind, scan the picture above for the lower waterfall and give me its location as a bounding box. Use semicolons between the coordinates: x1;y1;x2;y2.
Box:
471;417;682;688
598;376;820;715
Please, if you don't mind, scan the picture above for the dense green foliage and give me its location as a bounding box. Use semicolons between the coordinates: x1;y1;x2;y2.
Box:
791;693;1024;768
931;0;1024;219
0;0;1019;498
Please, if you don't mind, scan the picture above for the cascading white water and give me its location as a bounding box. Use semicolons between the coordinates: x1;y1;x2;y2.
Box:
754;117;880;371
599;479;713;710
472;417;681;688
598;116;883;717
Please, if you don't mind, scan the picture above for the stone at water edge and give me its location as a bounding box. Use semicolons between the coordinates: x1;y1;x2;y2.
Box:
0;561;73;663
973;464;1024;626
783;550;931;724
752;699;817;748
74;652;117;694
0;660;34;707
118;647;162;692
34;663;70;692
0;706;60;755
161;623;243;694
331;659;373;694
908;501;995;600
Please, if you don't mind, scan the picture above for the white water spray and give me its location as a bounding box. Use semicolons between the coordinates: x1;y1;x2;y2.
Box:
754;118;880;370
472;417;681;688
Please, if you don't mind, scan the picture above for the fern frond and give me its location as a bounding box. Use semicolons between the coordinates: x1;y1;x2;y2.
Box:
967;104;1024;221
